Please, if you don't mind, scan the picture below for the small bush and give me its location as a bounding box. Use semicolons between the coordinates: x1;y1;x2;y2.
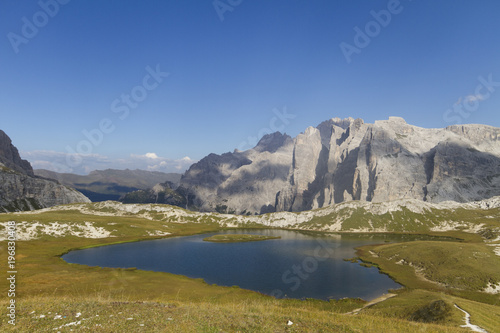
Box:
410;300;451;323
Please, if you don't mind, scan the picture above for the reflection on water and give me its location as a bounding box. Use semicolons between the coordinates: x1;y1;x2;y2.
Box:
61;229;431;301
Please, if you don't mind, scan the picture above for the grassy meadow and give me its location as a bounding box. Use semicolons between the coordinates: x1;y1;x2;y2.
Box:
203;234;281;243
0;202;499;332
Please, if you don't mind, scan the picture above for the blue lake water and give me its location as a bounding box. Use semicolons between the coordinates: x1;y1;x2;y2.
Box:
62;229;407;301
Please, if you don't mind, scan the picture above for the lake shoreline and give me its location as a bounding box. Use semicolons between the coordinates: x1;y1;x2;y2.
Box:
62;228;409;302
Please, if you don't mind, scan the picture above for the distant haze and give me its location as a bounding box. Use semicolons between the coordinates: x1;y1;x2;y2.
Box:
22;151;195;175
34;168;182;202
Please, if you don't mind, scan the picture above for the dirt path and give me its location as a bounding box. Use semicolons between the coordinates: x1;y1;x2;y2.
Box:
345;293;397;315
454;304;488;333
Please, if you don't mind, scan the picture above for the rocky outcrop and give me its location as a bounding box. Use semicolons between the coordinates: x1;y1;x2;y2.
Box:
180;117;500;214
0;170;91;212
0;130;34;176
0;130;90;212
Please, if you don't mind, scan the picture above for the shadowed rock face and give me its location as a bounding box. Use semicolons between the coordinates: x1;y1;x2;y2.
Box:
180;117;500;214
0;130;90;212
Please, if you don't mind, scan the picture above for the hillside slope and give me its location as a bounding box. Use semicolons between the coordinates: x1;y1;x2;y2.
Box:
5;196;498;240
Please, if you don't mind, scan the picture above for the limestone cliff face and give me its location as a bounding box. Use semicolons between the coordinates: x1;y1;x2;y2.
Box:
179;132;293;214
0;130;34;176
0;130;90;212
180;117;500;214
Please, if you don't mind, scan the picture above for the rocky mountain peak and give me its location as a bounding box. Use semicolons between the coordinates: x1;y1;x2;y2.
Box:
254;132;292;153
324;117;359;130
179;117;500;215
0;130;34;176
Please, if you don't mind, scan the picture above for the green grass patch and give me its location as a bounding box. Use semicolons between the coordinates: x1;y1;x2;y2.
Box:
370;241;500;291
356;237;500;308
363;290;464;325
0;295;470;332
1;203;499;332
203;234;281;243
364;289;500;332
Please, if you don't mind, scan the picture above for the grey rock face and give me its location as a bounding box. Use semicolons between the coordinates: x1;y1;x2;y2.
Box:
180;117;500;214
0;171;91;212
0;130;90;212
180;133;293;214
0;130;34;176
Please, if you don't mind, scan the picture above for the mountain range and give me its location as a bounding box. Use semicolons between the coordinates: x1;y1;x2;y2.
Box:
3;116;500;214
0;130;90;212
34;169;182;202
178;117;500;214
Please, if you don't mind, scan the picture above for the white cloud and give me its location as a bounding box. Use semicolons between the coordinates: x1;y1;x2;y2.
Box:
145;152;159;159
20;150;196;175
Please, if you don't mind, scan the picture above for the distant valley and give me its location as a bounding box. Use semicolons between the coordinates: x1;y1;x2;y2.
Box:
35;169;182;202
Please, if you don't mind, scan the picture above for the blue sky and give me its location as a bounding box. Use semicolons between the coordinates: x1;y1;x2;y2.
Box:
1;0;500;174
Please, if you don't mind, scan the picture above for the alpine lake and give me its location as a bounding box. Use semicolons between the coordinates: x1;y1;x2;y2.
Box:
62;229;453;301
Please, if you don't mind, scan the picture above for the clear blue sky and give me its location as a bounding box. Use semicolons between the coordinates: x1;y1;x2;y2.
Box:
1;0;499;174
